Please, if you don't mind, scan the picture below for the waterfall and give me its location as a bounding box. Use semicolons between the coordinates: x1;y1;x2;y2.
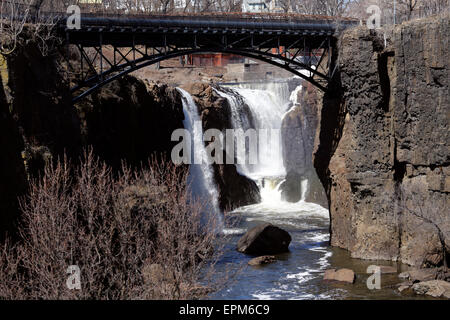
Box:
215;82;291;180
216;81;303;204
177;88;222;225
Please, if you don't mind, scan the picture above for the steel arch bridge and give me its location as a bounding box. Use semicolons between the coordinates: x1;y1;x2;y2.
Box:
59;13;357;103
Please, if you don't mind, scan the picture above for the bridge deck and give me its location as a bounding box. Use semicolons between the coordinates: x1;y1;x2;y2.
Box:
62;13;358;48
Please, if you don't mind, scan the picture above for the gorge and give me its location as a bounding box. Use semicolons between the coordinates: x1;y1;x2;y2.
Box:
0;13;448;299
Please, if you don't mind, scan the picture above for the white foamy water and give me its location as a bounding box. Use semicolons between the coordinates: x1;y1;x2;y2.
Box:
216;82;291;178
177;88;222;227
211;80;333;300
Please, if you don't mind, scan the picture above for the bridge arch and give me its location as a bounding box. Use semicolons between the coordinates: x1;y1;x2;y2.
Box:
71;46;332;103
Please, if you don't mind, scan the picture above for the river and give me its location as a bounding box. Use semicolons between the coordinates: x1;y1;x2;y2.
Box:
179;80;427;300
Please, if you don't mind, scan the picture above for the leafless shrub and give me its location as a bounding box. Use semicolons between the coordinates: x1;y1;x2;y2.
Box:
0;149;234;299
0;0;61;56
0;0;30;55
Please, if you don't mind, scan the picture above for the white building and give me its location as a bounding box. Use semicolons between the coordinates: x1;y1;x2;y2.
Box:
242;0;286;13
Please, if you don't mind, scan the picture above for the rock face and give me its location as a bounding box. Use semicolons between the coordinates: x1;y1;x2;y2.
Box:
184;83;261;211
0;40;79;238
76;77;185;170
0;71;27;239
237;223;291;255
4;40;82;177
313;14;450;266
280;82;328;207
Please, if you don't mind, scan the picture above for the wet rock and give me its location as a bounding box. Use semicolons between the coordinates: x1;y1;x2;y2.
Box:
397;281;413;293
280;82;327;207
399;269;438;283
323;269;337;280
248;255;277;266
323;268;356;284
279;171;303;203
237;223;291;255
213;162;261;211
412;280;450;298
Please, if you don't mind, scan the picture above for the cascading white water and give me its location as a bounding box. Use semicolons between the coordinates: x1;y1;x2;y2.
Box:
177;88;222;225
216;82;291;180
216;80;328;217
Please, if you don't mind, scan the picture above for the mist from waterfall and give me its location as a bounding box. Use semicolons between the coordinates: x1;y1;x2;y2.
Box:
177;88;222;226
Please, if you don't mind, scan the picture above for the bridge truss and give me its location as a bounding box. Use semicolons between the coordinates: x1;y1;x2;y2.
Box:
61;15;355;103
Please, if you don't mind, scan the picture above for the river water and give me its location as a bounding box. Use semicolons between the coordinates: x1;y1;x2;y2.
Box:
213;179;423;300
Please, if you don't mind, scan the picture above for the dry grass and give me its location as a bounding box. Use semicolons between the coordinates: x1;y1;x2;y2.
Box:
0;149;232;299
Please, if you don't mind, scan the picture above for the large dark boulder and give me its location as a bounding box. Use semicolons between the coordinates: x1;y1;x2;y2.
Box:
237;223;291;255
214;162;261;210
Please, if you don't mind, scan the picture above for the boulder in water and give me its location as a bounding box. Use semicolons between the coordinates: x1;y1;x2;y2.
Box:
248;255;277;266
323;268;356;284
237;223;291;255
412;280;450;298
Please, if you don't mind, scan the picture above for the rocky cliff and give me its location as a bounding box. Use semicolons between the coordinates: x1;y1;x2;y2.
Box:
76;77;185;169
313;14;449;267
0;71;27;239
280;82;328;207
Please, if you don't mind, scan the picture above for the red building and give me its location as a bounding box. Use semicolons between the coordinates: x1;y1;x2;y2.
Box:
186;53;245;67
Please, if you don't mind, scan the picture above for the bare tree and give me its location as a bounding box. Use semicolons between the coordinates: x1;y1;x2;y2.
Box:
0;150;236;299
399;0;418;19
291;0;354;16
348;0;449;24
0;0;31;55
